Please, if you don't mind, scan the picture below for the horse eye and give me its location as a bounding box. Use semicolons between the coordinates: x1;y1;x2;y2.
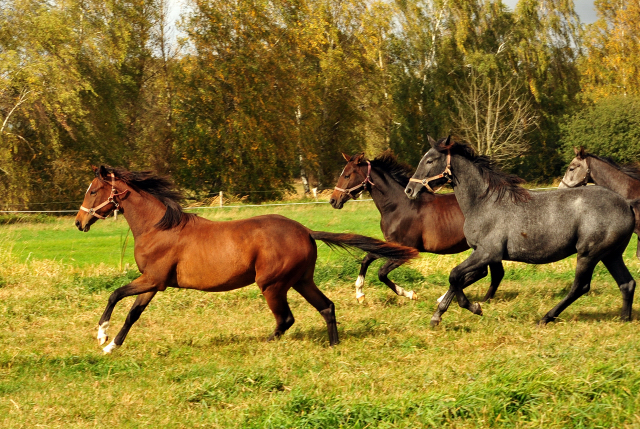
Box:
344;174;350;179
90;190;98;195
569;167;574;171
426;160;433;164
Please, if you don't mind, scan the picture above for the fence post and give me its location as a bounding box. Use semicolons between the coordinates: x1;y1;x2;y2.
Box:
219;191;223;207
114;210;118;220
312;187;318;201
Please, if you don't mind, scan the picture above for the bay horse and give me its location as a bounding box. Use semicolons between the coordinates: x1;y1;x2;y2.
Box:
405;137;638;326
329;149;504;303
560;146;640;258
75;166;418;353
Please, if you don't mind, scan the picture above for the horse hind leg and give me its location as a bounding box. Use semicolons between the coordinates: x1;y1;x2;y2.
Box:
482;262;505;302
262;288;295;342
293;280;339;346
540;256;596;325
378;259;417;301
103;290;157;354
355;253;378;303
602;253;636;321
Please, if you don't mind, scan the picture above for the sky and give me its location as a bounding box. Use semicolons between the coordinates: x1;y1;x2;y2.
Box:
503;0;598;23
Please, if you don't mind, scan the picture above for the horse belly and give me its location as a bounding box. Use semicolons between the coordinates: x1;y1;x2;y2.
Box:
176;246;257;292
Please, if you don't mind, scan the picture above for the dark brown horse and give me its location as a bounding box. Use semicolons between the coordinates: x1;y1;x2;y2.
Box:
329;150;504;303
75;166;418;353
560;147;640;258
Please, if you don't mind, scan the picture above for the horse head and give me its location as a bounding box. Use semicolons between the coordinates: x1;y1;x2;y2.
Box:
75;166;129;232
559;147;591;189
329;152;371;209
405;136;453;199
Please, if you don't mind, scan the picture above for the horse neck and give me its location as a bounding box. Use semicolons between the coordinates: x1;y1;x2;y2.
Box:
449;155;489;215
589;157;640;199
369;167;421;214
118;187;168;238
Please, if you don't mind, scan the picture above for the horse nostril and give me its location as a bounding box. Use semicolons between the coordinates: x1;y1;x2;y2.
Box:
405;188;412;197
329;198;335;205
75;220;81;228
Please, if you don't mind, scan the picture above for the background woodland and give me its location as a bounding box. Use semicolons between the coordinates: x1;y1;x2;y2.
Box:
1;0;639;207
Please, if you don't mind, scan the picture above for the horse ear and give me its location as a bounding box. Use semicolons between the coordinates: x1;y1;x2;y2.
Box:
354;152;365;163
342;152;351;162
427;135;437;148
578;147;586;159
98;165;108;179
442;135;454;150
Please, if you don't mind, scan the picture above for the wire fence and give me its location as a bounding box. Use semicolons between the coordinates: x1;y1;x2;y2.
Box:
0;186;560;214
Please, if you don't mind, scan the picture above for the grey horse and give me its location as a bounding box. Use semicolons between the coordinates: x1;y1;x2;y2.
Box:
405;137;638;326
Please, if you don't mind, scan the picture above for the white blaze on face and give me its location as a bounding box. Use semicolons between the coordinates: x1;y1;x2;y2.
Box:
85;182;92;195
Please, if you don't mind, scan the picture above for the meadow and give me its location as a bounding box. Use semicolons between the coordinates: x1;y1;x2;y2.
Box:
1;201;640;428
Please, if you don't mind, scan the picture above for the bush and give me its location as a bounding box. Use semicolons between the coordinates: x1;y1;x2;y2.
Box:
560;96;640;163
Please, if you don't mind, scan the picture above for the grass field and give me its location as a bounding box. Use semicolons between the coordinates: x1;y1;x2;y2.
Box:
2;201;640;428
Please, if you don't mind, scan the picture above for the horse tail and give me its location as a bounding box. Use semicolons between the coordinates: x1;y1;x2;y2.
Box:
309;231;418;264
628;199;640;260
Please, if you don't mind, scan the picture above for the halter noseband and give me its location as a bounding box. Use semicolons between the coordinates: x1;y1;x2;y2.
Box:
80;173;129;219
409;150;452;193
560;158;591;188
334;161;375;199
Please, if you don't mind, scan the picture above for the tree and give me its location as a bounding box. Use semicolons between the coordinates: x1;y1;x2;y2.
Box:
560;96;640;164
453;69;538;164
581;0;640;99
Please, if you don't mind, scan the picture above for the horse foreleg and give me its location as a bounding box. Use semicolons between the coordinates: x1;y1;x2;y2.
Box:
97;276;158;347
432;264;489;326
103;290;157;354
602;252;636;322
378;260;416;300
482;262;505;302
355;253;379;303
540;256;596;325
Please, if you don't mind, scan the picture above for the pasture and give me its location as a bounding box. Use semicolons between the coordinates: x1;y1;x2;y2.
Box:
1;201;640;428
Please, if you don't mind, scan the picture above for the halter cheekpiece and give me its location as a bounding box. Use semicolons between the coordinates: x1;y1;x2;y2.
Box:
80;173;129;219
334;161;375;199
409;150;452;193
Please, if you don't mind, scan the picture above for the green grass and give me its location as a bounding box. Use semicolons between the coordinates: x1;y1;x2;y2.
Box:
1;201;640;428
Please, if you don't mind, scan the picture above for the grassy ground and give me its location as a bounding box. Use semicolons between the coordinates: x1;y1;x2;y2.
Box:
2;201;640;428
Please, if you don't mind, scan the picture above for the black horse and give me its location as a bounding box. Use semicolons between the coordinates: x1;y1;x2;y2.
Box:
405;137;638;326
330;150;504;303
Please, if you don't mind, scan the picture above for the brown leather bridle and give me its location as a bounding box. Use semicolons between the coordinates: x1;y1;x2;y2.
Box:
334;161;375;199
560;158;591;188
409;150;452;193
80;173;129;219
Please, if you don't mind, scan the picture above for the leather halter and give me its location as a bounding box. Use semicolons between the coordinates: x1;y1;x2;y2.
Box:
409;150;452;193
80;173;129;219
560;158;591;188
334;161;375;199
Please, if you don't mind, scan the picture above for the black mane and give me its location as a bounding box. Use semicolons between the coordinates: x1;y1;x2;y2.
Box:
436;138;531;203
587;154;640;183
369;150;414;187
101;167;196;230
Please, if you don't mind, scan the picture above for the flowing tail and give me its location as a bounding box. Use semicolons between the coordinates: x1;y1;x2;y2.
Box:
309;231;418;265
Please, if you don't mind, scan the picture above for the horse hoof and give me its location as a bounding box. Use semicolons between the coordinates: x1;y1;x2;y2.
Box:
409;291;417;300
430;317;441;327
470;302;483;316
102;341;120;354
357;295;365;304
98;335;109;346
